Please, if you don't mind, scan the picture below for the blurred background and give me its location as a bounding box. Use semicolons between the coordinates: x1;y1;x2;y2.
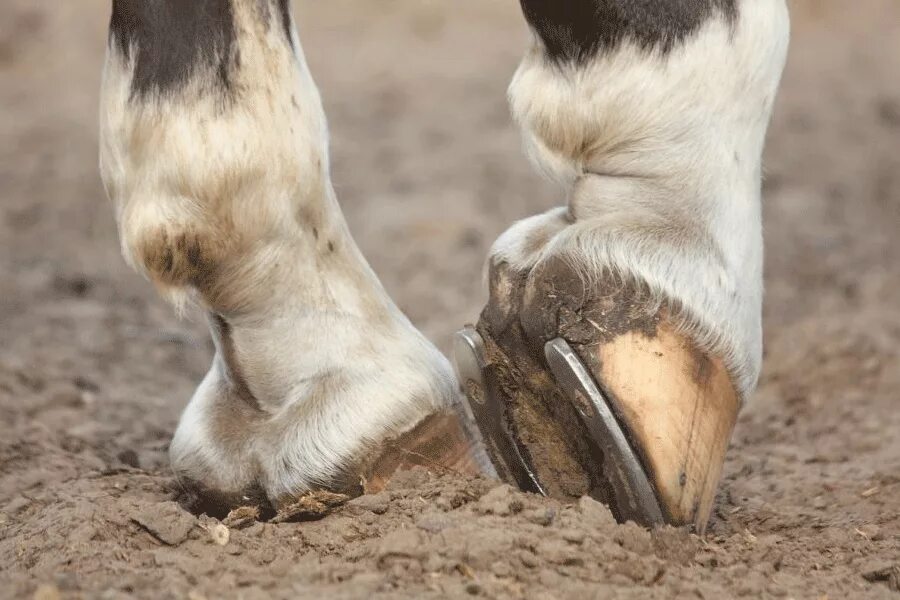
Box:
0;0;898;594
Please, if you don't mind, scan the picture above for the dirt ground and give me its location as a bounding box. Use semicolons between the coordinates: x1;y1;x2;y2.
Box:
1;0;898;598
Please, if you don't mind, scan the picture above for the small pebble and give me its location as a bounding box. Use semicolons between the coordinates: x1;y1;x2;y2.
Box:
210;523;230;546
348;492;390;515
578;496;616;528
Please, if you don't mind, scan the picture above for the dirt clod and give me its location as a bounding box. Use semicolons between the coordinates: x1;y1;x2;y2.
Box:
577;495;616;528
130;501;197;546
348;492;390;515
272;491;350;523
222;506;260;529
474;485;525;516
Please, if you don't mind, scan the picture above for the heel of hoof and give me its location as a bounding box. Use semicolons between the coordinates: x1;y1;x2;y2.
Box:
453;327;544;495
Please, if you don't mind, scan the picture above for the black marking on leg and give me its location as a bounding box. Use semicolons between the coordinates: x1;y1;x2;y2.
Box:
519;0;737;63
109;0;236;96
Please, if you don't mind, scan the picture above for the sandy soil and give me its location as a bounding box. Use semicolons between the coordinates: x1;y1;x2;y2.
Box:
1;0;898;598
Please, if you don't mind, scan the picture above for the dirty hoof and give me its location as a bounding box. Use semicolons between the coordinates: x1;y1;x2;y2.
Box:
454;259;739;534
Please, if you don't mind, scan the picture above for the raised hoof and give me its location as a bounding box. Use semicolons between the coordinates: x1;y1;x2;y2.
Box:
454;321;739;534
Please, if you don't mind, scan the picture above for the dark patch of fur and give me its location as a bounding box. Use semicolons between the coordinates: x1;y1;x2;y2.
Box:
138;228;219;289
519;0;738;63
109;0;236;96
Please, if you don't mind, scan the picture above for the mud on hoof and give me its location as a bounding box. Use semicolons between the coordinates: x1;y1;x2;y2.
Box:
455;258;739;533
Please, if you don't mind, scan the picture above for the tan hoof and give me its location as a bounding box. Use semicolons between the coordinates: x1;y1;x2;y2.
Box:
457;259;740;533
568;320;738;532
359;411;489;494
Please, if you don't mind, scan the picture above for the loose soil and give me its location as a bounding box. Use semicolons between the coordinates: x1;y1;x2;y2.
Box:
1;1;898;598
